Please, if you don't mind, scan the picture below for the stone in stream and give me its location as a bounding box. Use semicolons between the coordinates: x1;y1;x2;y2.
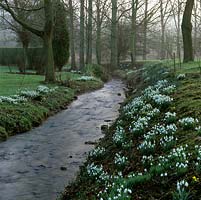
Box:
101;125;109;134
85;141;97;145
60;166;67;171
104;119;112;122
117;93;121;96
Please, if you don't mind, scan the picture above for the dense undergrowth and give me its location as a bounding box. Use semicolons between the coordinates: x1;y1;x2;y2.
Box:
60;62;201;200
0;76;103;141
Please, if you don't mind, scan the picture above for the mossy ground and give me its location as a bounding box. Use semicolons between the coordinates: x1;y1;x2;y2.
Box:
60;62;201;200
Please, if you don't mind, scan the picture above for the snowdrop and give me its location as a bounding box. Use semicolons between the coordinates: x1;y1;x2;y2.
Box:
166;124;178;134
89;147;106;158
129;117;150;136
86;163;109;182
195;126;201;135
142;155;154;166
123;97;145;118
177;74;186;80
113;126;125;146
160;172;168;177
76;76;96;81
173;180;189;200
98;180;132;200
164;112;177;123
143;86;160;101
138;140;156;155
0;95;27;104
37;85;56;93
177;180;189;191
160;135;177;150
20;90;39;98
162;85;176;94
146;108;160;118
20;85;57;97
152;94;173;107
179;117;199;130
114;153;128;167
175;161;188;169
154;80;169;90
87;163;104;177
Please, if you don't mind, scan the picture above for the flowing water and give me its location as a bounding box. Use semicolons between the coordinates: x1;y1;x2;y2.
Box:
0;80;126;200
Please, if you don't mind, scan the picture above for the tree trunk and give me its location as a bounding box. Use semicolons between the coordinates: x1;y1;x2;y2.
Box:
111;0;118;70
131;0;138;66
160;0;166;60
182;0;194;63
96;0;101;65
44;0;55;82
79;0;85;69
69;0;76;69
86;0;92;64
143;0;148;60
23;42;29;72
161;26;165;59
193;1;198;56
176;0;181;60
43;34;55;82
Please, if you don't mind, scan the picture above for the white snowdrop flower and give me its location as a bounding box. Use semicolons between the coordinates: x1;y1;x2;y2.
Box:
76;76;96;81
177;74;186;80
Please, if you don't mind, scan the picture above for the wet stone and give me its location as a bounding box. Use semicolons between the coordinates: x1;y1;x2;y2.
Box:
104;119;112;122
60;166;67;171
85;141;97;145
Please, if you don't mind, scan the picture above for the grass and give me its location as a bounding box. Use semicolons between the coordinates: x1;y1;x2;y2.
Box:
162;59;201;75
0;73;45;96
0;66;102;96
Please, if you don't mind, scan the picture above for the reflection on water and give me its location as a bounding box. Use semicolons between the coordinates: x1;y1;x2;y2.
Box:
0;80;125;200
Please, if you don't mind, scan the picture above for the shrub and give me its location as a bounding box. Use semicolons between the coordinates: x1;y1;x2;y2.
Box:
84;64;109;81
0;47;44;71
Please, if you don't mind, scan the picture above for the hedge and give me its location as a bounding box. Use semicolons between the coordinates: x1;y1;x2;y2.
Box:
0;47;45;70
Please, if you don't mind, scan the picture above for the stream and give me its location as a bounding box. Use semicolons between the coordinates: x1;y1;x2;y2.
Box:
0;80;126;200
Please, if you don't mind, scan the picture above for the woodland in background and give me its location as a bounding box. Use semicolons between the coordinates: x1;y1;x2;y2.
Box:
0;0;199;81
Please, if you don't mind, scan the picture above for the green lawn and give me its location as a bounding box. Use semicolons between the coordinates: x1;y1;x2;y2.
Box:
0;66;100;96
161;60;201;74
0;73;45;96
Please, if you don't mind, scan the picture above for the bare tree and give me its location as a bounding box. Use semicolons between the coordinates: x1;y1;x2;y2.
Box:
131;0;139;65
159;0;172;60
193;0;199;56
86;0;92;64
111;0;118;69
142;0;148;60
95;0;108;65
0;0;56;82
79;0;85;69
170;0;182;60
69;0;77;69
